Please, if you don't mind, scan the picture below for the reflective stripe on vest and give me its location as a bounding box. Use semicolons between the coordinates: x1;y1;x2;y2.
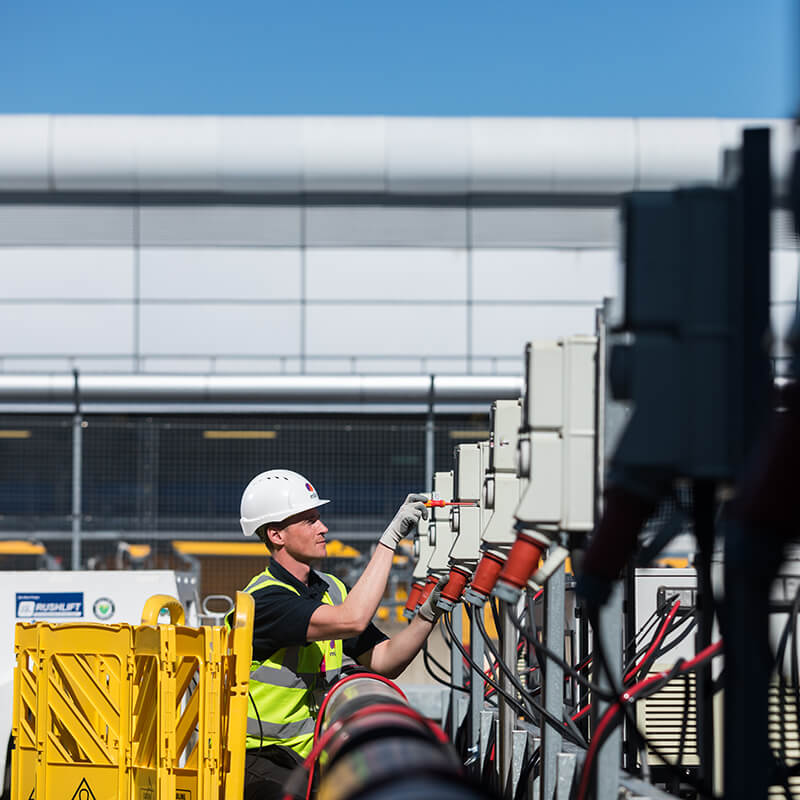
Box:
243;565;347;756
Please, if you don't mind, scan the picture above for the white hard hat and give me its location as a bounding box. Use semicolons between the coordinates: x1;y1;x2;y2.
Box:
240;469;330;537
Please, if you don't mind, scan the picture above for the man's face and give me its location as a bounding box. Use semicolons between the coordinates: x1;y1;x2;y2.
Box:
278;508;328;562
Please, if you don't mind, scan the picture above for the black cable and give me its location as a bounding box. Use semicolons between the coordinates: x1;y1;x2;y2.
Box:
423;637;452;677
490;597;504;650
628;609;697;682
589;609;719;800
506;609;615;701
471;609;587;748
442;610;540;726
622;594;679;668
248;690;264;749
676;672;691;776
654;612;698;659
421;636;477;696
513;745;540;800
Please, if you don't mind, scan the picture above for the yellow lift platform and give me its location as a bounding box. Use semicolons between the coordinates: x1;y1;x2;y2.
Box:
11;591;254;800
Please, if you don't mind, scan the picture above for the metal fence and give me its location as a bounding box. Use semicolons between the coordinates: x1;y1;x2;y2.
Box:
0;411;489;601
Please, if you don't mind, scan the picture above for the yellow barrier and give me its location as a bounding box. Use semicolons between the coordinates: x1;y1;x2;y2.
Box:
11;591;254;800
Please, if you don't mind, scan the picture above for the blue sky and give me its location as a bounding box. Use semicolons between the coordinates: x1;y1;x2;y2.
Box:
0;0;796;117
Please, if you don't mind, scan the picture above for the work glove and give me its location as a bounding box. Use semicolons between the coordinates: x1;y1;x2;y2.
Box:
379;493;428;551
418;576;448;623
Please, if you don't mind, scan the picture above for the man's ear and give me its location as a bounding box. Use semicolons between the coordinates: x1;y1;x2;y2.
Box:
266;525;284;549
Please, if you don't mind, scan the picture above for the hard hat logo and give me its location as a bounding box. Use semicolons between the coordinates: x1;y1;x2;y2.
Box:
239;469;330;537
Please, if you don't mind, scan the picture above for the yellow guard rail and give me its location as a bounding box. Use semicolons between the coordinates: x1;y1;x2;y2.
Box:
11;591;254;800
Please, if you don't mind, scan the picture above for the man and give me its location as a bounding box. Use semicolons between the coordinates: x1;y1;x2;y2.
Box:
235;469;445;799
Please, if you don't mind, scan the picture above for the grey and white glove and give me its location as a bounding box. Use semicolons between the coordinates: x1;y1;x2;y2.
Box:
418;576;448;623
379;493;428;551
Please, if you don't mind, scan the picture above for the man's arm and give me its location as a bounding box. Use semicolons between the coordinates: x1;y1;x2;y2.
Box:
357;615;436;679
355;576;447;679
306;543;394;640
306;494;428;642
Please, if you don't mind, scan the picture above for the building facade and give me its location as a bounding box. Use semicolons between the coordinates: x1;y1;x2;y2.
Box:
0;115;794;377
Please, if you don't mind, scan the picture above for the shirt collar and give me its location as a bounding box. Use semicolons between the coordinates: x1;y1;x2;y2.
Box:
267;558;327;597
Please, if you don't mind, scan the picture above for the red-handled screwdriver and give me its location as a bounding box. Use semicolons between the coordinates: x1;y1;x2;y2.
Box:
424;500;478;507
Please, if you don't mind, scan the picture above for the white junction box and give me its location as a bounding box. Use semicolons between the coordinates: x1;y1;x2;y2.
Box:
427;470;456;573
448;442;486;563
515;336;597;532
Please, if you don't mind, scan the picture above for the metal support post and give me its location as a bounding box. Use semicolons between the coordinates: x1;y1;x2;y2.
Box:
469;604;485;769
450;606;464;737
540;562;565;800
425;380;435;491
693;479;716;794
499;600;516;792
593;581;623;800
71;370;83;571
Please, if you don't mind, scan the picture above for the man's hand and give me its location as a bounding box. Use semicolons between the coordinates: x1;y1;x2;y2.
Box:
379;493;428;552
418;576;447;623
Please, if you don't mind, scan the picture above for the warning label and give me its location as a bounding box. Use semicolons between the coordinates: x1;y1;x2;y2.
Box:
70;778;96;800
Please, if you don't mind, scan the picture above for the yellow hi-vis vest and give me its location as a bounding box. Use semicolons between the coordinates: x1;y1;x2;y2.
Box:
242;566;346;757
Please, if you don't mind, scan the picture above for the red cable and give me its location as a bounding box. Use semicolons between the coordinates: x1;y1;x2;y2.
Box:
624;599;680;684
571;704;591;723
575;640;723;800
283;702;449;800
572;601;682;724
302;672;407;800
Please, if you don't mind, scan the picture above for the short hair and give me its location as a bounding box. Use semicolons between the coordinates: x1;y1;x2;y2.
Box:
255;524;275;553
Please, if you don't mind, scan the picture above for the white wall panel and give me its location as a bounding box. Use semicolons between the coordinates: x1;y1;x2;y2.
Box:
772;250;799;304
71;357;137;372
0;205;135;245
306;304;467;356
305;206;467;246
139;358;218;372
139;303;301;356
471;206;617;248
0;304;134;354
0;248;134;299
421;357;469;374
0;358;75;371
469;118;558;193
550;119;636;193
133;117;220;191
303;117;386;192
213;357;300;373
354;358;426;374
306;248;467;300
219;117;302;193
139;205;301;246
305;358;357;373
473;249;614;302
472;305;598;357
53;116;138;191
575;250;619;298
636;119;724;190
387;118;470;193
139;248;301;300
0;116;49;190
